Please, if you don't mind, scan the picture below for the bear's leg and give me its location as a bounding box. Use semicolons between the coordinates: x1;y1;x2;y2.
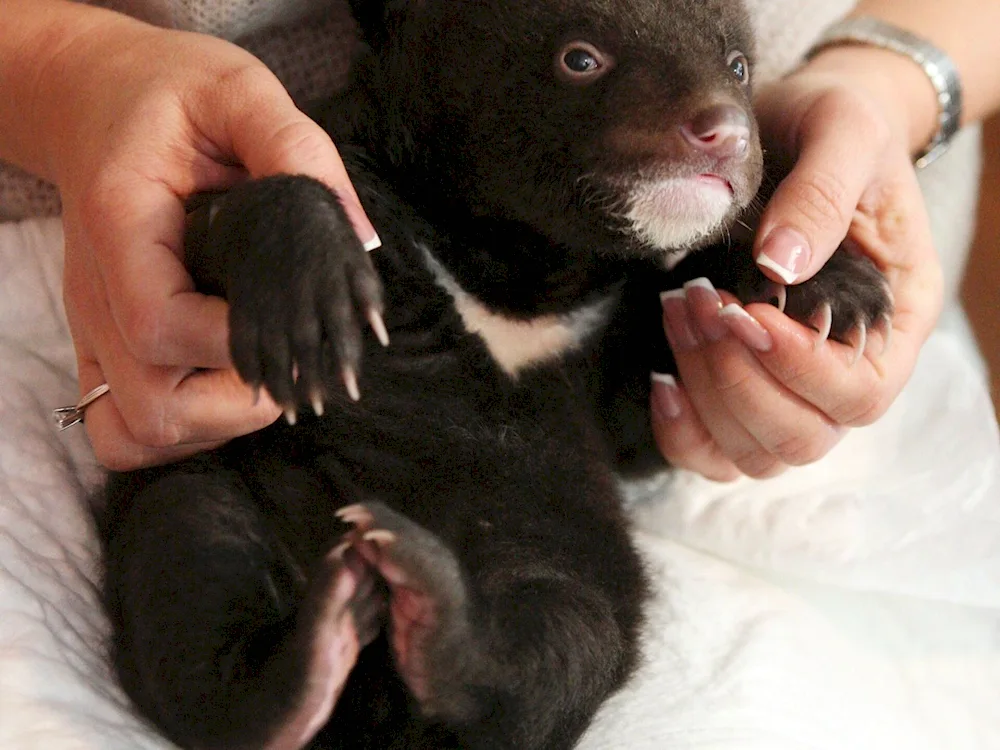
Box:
331;501;645;750
102;468;385;750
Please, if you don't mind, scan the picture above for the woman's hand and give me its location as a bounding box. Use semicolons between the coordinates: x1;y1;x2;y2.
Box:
32;11;377;470
651;45;944;481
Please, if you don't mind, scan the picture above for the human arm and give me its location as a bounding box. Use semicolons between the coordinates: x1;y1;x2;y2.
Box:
0;0;378;469
652;0;1000;480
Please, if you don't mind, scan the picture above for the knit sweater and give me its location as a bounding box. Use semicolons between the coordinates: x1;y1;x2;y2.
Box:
0;0;981;297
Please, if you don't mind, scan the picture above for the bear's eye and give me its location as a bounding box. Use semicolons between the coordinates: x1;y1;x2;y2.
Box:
556;42;612;83
564;48;599;73
727;51;750;85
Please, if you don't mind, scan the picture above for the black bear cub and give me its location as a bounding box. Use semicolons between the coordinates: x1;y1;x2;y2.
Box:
97;1;891;749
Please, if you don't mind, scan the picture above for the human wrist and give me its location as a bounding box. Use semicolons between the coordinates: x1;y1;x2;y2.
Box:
801;44;942;161
0;0;140;183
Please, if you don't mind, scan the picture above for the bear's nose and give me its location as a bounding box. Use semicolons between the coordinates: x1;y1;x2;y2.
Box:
681;104;751;160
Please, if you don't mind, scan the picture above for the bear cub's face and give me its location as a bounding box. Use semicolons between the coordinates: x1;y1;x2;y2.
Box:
366;0;763;260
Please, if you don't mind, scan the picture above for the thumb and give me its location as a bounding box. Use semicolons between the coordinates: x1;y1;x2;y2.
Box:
201;68;380;249
753;99;878;285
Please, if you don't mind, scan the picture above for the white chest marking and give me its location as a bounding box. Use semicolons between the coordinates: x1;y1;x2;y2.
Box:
420;246;613;378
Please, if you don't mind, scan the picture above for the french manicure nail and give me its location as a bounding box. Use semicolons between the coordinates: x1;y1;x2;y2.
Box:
651;372;683;419
758;227;811;284
363;233;383;252
719;304;773;352
660;289;701;352
683;277;728;343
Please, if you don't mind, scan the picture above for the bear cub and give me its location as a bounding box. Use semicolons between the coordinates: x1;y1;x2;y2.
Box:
96;1;892;749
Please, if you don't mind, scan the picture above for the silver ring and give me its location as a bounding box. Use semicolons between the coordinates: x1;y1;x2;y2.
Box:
52;383;111;431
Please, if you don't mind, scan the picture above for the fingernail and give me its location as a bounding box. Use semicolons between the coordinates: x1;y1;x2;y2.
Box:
719;304;773;352
341;195;381;252
660;289;700;352
758;227;811;284
651;372;683;419
683;277;728;343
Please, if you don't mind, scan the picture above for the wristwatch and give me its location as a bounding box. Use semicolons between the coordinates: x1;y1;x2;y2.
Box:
807;16;963;169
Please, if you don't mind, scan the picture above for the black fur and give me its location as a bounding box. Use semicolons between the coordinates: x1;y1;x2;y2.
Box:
96;1;892;749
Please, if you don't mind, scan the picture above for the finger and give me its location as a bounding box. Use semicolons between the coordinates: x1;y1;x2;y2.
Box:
706;313;848;464
661;290;783;478
103;358;282;449
848;152;942;344
753;94;883;285
75;356;220;470
650;374;742;482
65;213;228;380
196;69;381;250
84;366;282;468
748;136;938;429
74;173;238;371
670;285;846;471
746;301;919;427
72;249;282;456
747;157;938;427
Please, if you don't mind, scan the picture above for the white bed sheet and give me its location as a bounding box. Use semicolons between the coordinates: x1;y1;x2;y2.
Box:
2;217;999;749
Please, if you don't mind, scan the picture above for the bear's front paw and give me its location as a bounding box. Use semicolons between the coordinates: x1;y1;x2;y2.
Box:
209;175;387;420
740;247;894;362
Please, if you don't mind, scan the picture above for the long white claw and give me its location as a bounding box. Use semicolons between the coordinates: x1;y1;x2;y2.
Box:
367;308;390;347
754;281;787;314
336;504;373;526
774;284;787;315
311;392;325;418
812;302;833;351
335;505;358;521
330;540;351;561
849;322;867;367
363;529;397;546
343;367;361;402
883;282;896;311
876;312;894;356
284;408;298;426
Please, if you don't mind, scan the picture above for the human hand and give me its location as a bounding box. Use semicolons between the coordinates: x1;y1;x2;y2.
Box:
37;12;378;470
651;45;944;481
